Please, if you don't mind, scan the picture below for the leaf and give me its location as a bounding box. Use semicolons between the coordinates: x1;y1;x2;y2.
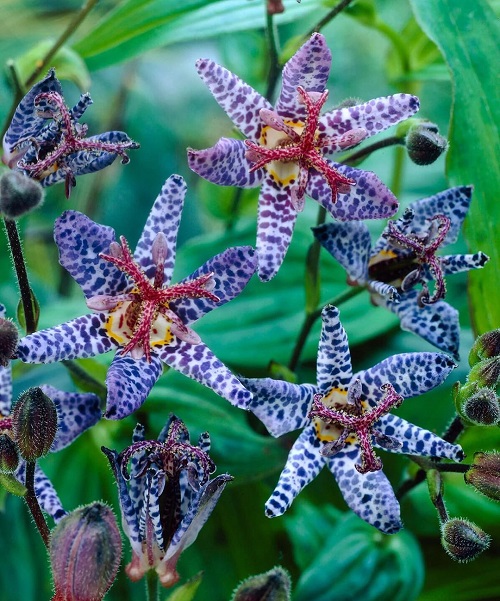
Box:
165;572;203;601
409;0;500;334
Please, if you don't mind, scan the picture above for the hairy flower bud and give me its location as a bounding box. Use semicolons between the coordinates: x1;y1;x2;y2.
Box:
406;122;448;165
468;357;500;389
441;518;490;562
0;171;44;219
50;502;122;601
461;388;500;425
0;433;19;473
231;567;291;601
11;387;58;460
0;317;18;367
465;452;500;501
469;329;500;365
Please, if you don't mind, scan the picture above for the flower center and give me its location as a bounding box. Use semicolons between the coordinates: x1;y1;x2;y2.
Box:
87;235;219;362
244;86;357;211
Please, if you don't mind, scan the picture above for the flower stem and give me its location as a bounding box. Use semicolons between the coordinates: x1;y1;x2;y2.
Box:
442;415;465;444
3;218;37;334
265;11;281;102
342;136;406;166
145;570;159;601
307;0;357;37
24;460;50;548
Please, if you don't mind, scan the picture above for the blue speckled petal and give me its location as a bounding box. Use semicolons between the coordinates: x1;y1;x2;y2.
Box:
15;462;67;523
439;252;489;276
317;306;353;393
17;313;115;364
0;364;12;416
241;377;316;436
105;353;163;419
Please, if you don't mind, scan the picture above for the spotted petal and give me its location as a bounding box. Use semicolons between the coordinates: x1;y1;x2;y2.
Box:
316;306;353;393
326;448;402;534
15;462;67;523
196;58;272;141
439;252;489;276
0;305;11;413
55;211;127;299
242;377;316;436
275;32;331;120
265;423;325;517
17;313;115;364
105;353;163;419
187;138;264;187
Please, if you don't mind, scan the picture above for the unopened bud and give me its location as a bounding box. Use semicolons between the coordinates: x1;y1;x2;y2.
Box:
461;388;500;425
267;0;285;14
0;171;44;219
467;357;500;389
50;502;122;601
0;317;18;367
11;387;58;460
441;518;490;562
465;452;500;501
469;330;500;365
231;566;291;601
406;122;448;166
0;433;19;473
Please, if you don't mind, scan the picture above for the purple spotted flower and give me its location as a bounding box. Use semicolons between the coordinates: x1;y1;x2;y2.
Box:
2;69;139;197
188;33;419;281
102;415;232;587
16;175;257;418
241;305;463;534
0;305;101;521
313;186;489;358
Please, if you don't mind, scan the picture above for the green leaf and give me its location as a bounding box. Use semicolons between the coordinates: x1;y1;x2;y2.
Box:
409;0;500;333
165;572;203;601
0;472;27;496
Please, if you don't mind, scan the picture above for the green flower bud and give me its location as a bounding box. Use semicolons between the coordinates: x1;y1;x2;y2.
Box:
465;451;500;501
469;329;500;365
441;518;490;562
405;122;448;166
0;433;19;473
468;357;500;389
0;171;44;219
50;502;122;601
231;567;291;601
11;387;58;461
0;317;18;367
461;388;500;426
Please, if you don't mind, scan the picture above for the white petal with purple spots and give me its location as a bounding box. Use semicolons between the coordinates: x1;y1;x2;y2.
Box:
317;306;353;393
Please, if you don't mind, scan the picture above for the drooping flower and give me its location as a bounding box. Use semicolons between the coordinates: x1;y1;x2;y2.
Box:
188;33;420;281
102;415;232;587
17;175;257;418
2;69;139;197
241;306;463;534
0;305;101;521
313;186;489;358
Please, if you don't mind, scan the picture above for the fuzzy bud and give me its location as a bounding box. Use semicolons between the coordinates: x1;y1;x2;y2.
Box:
467;357;500;389
465;452;500;501
0;171;44;219
11;387;58;461
267;0;285;14
0;433;19;473
231;567;291;601
469;329;500;365
0;317;18;367
441;518;490;562
406;122;448;166
461;388;500;425
50;502;122;601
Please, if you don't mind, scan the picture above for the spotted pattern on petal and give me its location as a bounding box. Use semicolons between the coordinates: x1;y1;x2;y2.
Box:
0;364;12;415
317;306;353;393
70;93;92;120
105;354;163;419
17;313;114;364
15;462;67;522
439;252;489;276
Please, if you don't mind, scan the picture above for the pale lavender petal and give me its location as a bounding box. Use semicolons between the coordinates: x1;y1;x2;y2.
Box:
187;139;264;187
275;33;331;120
15;462;67;523
196;58;272;141
105;354;163;419
0;364;12;415
366;279;399;301
317;306;353;393
17;313;115;364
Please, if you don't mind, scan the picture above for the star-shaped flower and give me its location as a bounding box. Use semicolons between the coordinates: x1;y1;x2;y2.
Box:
241;306;463;534
0;306;101;521
188;33;420;281
313;186;489;358
102;415;232;587
2;69;139;197
16;175;257;418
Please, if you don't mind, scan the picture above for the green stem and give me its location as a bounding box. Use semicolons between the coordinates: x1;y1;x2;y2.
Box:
442;415;465;444
3;218;37;334
390;145;406;198
225;188;244;232
342;136;406;166
265;11;281;102
307;0;356;36
145;570;159;601
24;460;50;547
373;20;411;78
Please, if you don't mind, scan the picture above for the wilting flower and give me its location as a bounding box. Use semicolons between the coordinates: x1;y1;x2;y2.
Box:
241;306;463;533
0;305;101;520
102;415;232;587
188;33;419;280
2;69;139;197
17;175;256;418
313;186;489;358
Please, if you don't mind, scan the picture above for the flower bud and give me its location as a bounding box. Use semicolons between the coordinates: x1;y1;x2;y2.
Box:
0;171;44;219
267;0;285;14
406;122;448;165
50;502;122;601
231;567;291;601
0;317;18;367
441;518;490;562
467;357;500;389
11;387;58;460
469;329;500;365
461;388;500;425
465;452;500;501
0;433;19;473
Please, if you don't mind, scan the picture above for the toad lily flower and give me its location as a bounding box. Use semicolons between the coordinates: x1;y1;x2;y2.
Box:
313;186;489;358
102;415;232;587
188;32;419;280
2;69;139;197
241;306;463;534
17;175;256;418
